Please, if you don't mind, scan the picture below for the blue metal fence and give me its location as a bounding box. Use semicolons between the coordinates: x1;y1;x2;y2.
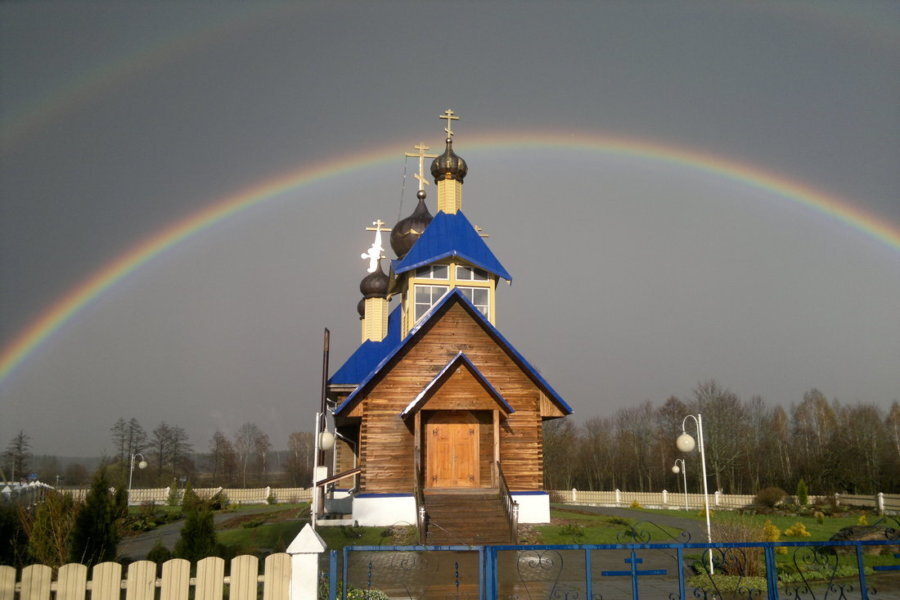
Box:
330;539;899;600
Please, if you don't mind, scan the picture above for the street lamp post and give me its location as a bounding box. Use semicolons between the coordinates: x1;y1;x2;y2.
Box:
128;452;147;497
671;458;688;510
677;413;714;573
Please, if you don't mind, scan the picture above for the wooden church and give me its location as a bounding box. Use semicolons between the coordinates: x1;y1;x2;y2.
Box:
314;111;572;544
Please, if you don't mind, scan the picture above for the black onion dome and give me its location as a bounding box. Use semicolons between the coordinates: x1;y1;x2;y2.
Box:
357;298;365;318
390;196;432;258
430;138;468;183
359;262;389;299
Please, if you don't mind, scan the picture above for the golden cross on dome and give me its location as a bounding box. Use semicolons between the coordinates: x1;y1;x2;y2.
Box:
439;109;460;138
405;142;437;192
474;225;489;238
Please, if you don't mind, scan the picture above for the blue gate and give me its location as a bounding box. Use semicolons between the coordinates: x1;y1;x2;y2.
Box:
329;539;899;600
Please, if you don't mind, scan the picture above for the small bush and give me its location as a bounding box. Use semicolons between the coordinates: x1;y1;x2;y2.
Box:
711;520;764;576
754;487;787;508
795;479;809;506
783;522;811;537
629;500;643;509
267;493;277;505
146;540;172;563
167;480;180;507
814;511;825;524
761;520;780;542
208;491;229;510
181;483;201;513
857;514;869;526
560;523;585;540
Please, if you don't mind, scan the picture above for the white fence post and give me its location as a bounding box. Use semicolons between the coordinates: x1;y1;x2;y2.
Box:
287;523;327;600
714;491;720;506
615;489;621;506
834;493;840;507
572;488;577;503
877;492;884;515
662;490;668;505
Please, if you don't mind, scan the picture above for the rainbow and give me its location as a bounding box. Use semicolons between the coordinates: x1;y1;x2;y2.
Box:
1;131;898;384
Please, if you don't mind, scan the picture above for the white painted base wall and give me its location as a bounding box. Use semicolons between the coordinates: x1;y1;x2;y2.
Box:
352;494;417;527
512;492;550;523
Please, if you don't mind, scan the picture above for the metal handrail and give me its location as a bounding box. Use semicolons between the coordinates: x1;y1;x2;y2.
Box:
315;466;361;488
495;461;518;543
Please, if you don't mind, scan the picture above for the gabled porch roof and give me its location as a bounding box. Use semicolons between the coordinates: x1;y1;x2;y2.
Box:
400;351;515;418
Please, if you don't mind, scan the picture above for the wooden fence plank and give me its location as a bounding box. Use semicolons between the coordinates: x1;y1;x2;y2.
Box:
229;556;259;600
160;559;191;600
195;557;225;600
91;562;123;600
262;554;291;600
20;565;52;600
125;561;156;600
56;564;88;600
0;566;15;600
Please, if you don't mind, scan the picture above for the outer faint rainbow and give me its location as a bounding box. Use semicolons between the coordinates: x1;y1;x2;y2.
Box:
1;132;898;384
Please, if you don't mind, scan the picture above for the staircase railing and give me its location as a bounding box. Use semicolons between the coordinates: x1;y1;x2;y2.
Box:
415;460;427;544
495;461;518;543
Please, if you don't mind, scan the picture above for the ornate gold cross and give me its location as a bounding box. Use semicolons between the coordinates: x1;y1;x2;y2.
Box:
439;109;460;138
405;142;437;192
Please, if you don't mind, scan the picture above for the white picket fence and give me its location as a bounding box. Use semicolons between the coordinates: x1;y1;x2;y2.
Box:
53;486;898;513
549;489;900;513
60;486;313;506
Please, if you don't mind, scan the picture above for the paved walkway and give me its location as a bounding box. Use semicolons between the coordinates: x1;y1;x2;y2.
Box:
117;506;281;560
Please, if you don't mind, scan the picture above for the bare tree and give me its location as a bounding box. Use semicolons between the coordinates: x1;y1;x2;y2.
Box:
285;432;315;486
234;423;267;487
208;430;238;485
4;430;32;481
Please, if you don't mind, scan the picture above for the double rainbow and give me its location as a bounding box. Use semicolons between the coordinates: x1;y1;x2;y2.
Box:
1;132;898;384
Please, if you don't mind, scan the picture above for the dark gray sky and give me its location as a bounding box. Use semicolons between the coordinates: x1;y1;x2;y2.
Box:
1;2;898;457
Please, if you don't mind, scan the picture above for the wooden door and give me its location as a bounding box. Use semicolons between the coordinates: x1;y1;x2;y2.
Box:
426;411;480;488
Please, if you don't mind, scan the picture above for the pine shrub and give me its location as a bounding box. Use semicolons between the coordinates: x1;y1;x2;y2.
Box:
69;470;120;565
795;479;809;506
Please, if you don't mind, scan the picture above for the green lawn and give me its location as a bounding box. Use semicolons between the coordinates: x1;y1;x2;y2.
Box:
217;521;306;553
623;506;879;541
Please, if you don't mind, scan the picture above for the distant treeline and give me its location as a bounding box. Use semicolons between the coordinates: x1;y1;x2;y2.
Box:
543;380;900;495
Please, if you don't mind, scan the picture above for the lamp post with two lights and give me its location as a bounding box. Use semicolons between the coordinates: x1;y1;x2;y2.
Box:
677;413;714;573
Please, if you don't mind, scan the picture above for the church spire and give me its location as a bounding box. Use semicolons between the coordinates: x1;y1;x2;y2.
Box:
431;109;467;214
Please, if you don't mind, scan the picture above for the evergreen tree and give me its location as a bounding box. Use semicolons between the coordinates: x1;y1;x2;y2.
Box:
69;470;120;565
0;501;29;567
26;491;77;567
796;478;809;506
174;501;217;562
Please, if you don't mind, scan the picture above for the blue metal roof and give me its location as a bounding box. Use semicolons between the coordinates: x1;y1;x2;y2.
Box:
333;288;571;416
392;211;512;281
399;352;515;418
328;306;401;385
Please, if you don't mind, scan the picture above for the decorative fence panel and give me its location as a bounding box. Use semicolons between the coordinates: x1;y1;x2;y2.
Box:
334;539;900;600
0;555;291;600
